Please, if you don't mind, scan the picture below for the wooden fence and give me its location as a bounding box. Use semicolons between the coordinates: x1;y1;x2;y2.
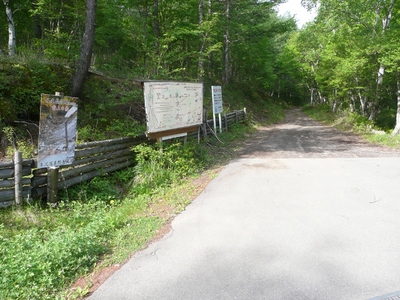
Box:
0;109;246;207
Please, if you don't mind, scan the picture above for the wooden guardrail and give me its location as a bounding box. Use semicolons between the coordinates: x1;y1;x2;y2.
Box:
0;109;246;207
30;135;150;201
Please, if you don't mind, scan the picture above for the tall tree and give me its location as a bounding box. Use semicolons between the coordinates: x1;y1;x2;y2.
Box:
295;0;400;130
223;0;230;84
198;0;205;81
71;0;97;98
3;0;15;56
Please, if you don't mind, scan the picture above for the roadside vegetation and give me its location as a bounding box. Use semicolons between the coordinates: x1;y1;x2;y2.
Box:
0;92;284;299
303;105;400;149
2;0;400;299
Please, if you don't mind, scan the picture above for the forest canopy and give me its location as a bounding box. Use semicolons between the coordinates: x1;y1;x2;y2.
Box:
0;0;299;120
1;0;400;134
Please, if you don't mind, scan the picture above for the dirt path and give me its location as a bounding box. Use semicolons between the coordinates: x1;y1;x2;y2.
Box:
238;108;400;158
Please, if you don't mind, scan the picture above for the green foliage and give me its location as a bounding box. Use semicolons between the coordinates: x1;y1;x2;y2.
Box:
0;225;107;299
365;132;400;148
1;125;36;159
335;111;374;132
375;107;397;131
303;104;400;149
0;58;71;120
1;0;295;144
0;117;252;299
59;177;121;205
0;88;286;298
77;78;146;142
132;141;204;195
0;168;162;299
302;104;375;132
292;0;400;130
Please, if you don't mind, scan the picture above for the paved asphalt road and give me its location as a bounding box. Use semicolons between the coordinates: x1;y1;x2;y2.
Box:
89;110;400;300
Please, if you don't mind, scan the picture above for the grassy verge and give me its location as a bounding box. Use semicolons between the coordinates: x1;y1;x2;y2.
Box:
302;105;400;149
0;99;284;300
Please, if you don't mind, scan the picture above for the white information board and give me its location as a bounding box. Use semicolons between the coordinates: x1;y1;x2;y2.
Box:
212;86;223;133
143;81;203;135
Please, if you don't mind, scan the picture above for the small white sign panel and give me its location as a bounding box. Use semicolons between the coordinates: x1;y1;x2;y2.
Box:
212;86;223;114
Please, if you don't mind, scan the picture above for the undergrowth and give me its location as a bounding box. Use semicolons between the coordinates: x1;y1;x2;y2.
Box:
302;105;400;149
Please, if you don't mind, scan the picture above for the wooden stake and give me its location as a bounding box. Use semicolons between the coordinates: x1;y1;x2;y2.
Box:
14;150;22;205
47;167;59;204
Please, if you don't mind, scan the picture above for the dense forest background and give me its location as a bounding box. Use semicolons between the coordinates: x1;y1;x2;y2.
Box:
1;0;400;158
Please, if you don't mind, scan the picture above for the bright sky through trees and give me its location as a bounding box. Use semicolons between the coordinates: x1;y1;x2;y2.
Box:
276;0;317;27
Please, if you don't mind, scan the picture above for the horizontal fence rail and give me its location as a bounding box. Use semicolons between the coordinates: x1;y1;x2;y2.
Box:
0;109;246;207
30;135;150;200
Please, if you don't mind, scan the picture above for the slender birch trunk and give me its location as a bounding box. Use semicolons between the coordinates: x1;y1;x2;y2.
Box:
223;0;230;85
374;0;395;116
3;0;16;56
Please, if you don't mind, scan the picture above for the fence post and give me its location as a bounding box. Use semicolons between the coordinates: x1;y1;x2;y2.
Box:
14;150;22;205
202;107;208;140
47;167;59;204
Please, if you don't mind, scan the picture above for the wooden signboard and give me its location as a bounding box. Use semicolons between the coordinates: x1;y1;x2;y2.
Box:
143;81;203;138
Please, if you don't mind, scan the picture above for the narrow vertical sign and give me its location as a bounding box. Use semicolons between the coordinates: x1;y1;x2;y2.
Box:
212;86;223;133
212;86;223;114
38;94;78;168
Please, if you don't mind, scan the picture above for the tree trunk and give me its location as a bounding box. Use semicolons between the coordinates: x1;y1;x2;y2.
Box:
3;0;16;56
0;114;6;159
357;89;367;116
31;0;44;52
223;0;230;85
153;0;160;54
198;0;204;81
71;0;97;98
392;79;400;135
374;0;395;115
310;88;315;105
